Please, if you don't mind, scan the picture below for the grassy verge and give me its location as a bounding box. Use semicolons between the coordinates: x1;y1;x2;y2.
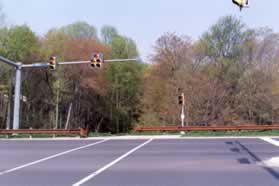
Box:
87;132;113;137
129;131;180;136
181;130;279;137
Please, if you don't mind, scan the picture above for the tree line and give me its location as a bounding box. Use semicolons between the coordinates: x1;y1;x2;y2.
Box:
0;19;143;133
141;16;279;127
1;15;279;132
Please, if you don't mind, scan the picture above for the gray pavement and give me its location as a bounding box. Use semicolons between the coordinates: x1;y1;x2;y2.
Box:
0;140;144;186
0;140;94;171
0;138;279;186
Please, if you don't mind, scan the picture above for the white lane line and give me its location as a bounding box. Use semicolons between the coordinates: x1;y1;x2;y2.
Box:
261;157;279;167
260;137;279;147
259;137;279;167
0;139;108;176
72;138;153;186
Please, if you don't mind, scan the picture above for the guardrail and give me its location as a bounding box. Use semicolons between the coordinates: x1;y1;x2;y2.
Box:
0;129;81;136
134;125;279;132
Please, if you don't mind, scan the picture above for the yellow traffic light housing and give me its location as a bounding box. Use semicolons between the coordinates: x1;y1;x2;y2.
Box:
90;53;104;68
49;56;56;70
178;94;184;105
232;0;249;11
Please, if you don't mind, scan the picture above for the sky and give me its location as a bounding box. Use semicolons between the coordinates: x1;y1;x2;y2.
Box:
1;0;279;61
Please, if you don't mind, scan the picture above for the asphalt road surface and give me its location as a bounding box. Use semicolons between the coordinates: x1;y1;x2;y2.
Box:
0;137;279;186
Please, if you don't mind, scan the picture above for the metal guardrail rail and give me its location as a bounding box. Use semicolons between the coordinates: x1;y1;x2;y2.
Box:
134;125;279;132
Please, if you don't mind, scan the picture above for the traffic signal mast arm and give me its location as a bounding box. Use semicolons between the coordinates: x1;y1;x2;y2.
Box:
21;58;140;68
59;58;139;65
22;63;49;68
0;51;140;69
0;56;20;67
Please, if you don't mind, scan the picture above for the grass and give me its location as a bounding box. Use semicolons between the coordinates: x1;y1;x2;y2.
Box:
0;135;8;139
129;131;180;136
181;130;279;137
87;132;113;137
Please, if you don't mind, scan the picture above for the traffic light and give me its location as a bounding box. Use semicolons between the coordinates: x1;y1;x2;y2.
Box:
90;53;104;68
49;56;56;70
178;94;184;105
232;0;249;11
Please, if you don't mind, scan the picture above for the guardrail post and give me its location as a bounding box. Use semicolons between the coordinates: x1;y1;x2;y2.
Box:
29;127;32;139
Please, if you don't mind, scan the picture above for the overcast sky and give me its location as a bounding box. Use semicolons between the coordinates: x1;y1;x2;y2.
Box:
1;0;279;61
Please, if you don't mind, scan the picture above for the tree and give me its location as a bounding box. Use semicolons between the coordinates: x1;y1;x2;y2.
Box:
0;3;6;28
41;29;69;61
103;34;143;132
59;21;98;40
0;27;8;50
140;33;194;125
196;16;248;124
201;15;246;60
0;25;39;62
101;25;118;45
141;16;279;126
235;28;279;124
110;35;138;59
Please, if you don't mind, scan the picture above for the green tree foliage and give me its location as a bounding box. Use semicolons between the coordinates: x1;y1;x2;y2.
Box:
0;3;5;27
0;25;39;62
42;29;69;60
0;7;11;128
59;21;98;40
104;34;144;133
101;25;118;45
201;15;246;59
110;35;138;59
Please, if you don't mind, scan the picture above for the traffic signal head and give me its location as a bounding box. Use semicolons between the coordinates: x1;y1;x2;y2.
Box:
90;53;104;68
49;56;56;70
178;94;184;105
232;0;248;10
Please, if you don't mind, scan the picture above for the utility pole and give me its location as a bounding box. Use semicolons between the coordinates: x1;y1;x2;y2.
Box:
178;92;186;134
55;80;60;129
180;93;185;135
181;94;185;127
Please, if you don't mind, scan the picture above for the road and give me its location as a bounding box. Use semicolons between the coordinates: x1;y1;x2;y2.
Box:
0;137;279;186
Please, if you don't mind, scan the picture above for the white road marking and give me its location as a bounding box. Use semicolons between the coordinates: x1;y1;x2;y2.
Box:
261;157;279;167
0;139;108;176
260;137;279;147
72;138;153;186
259;137;279;167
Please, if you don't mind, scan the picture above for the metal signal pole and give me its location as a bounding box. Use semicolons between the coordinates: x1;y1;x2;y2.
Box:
13;64;23;130
180;93;185;135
